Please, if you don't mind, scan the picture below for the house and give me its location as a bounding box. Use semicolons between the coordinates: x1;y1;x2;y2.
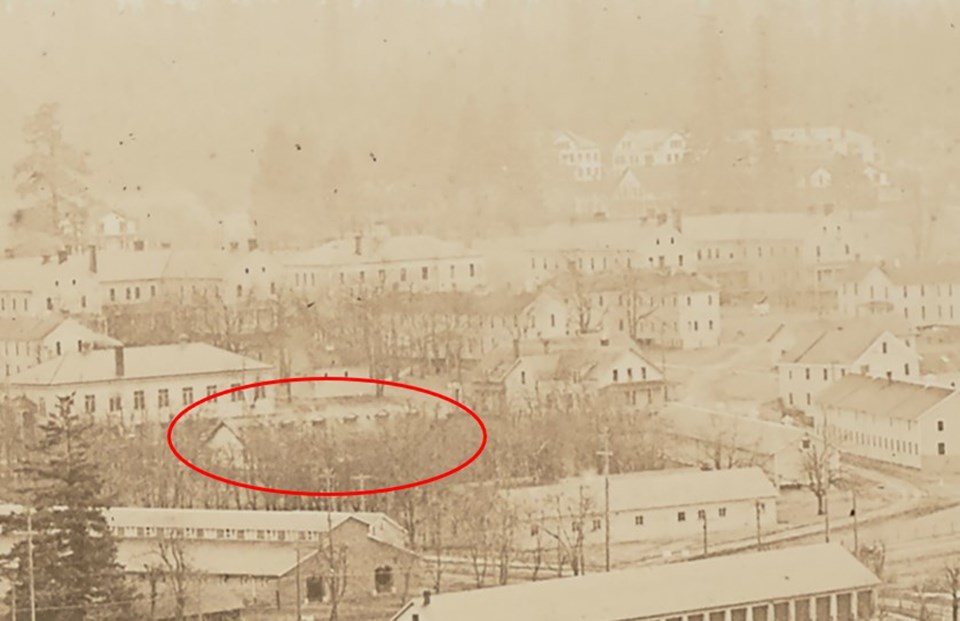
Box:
837;261;960;327
500;467;778;551
392;542;879;621
548;270;721;350
611;129;689;173
814;374;960;471
657;403;817;488
801;166;833;189
777;322;920;411
551;131;603;182
5;343;275;426
469;333;666;411
771;126;880;164
0;251;100;318
92;211;140;251
0;316;121;377
524;216;694;290
284;226;484;297
680;212;810;303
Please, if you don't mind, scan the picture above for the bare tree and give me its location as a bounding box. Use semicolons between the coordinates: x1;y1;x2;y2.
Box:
802;431;839;516
539;485;594;576
157;534;192;621
320;511;349;621
945;560;960;621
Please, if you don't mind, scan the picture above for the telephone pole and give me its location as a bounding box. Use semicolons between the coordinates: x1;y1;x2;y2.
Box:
755;500;763;548
597;428;613;573
351;474;373;512
295;547;303;621
852;489;859;554
700;512;709;557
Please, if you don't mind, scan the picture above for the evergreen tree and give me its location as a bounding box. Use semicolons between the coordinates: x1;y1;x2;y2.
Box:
12;104;92;251
2;395;134;621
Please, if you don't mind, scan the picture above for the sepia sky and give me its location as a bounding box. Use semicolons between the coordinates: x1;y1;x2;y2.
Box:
1;0;959;233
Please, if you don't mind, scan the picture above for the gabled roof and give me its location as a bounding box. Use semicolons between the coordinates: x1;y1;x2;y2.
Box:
501;467;777;516
117;539;319;578
104;507;386;535
391;543;878;621
7;342;271;386
553;130;599;151
286;235;478;267
0;316;69;342
660;403;808;456
526;218;680;253
616;129;684;152
816;374;954;421
781;323;900;365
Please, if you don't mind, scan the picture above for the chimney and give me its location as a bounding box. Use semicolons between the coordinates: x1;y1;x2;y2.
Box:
354;234;363;256
88;245;98;274
247;238;258;252
114;346;125;378
600;336;610;347
422;590;431;607
57;249;68;264
42;255;50;265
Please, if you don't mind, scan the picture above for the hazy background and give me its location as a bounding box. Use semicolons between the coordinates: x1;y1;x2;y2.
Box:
1;0;959;243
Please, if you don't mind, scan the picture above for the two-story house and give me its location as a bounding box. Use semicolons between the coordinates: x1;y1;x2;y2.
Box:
0;317;121;377
552;130;603;182
469;333;666;412
837;261;960;328
611;129;689;174
777;322;920;411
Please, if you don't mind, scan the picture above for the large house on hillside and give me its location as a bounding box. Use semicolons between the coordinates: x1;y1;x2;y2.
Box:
837;261;960;327
0;317;120;377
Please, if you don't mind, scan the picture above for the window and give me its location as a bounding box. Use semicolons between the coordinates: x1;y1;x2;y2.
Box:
46;297;53;311
206;385;217;397
230;383;244;401
400;268;407;282
591;518;602;531
939;442;947;455
254;385;267;400
150;285;156;297
530;525;539;536
802;438;811;449
823;368;829;381
904;363;910;376
133;391;145;410
939;420;945;432
182;387;194;405
697;509;706;520
236;285;243;298
135;286;141;300
520;371;526;385
612;369;619;382
158;389;169;408
718;507;727;518
634;515;644;526
374;566;395;595
882;341;888;354
109;396;122;412
677;511;686;522
84;395;96;414
805;368;811;380
109;288;116;302
421;266;429;280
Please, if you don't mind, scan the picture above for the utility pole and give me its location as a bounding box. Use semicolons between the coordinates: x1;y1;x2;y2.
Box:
700;512;708;557
851;489;859;554
597;429;613;573
26;508;36;621
755;500;763;549
351;474;373;512
295;547;302;621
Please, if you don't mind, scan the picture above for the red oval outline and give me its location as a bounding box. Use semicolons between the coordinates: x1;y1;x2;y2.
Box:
166;376;487;497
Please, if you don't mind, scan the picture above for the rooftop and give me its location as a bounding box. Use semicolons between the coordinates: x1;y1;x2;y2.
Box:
660;404;808;456
392;543;878;621
816;374;955;421
117;539;317;578
781;322;904;365
6;342;271;385
501;467;777;516
105;507;386;534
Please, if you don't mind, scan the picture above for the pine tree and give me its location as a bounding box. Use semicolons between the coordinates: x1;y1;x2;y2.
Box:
12;104;92;251
2;395;134;621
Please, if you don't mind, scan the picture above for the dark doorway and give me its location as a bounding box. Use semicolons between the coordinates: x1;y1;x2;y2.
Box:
306;576;324;602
